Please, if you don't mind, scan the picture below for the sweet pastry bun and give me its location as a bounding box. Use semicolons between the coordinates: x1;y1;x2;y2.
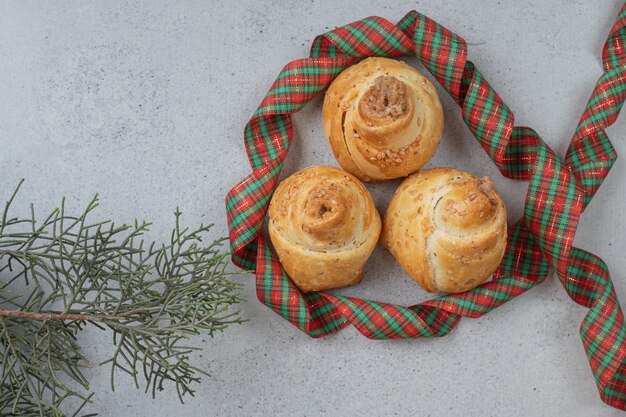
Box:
381;168;507;293
268;165;381;292
322;57;444;182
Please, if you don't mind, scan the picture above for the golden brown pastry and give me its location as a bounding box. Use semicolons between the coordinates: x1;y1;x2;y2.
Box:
381;168;507;293
322;57;444;182
268;165;381;292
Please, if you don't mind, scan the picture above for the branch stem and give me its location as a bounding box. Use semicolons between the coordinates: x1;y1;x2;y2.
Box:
0;308;143;322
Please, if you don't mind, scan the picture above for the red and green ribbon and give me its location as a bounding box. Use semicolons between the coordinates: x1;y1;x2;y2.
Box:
226;5;626;410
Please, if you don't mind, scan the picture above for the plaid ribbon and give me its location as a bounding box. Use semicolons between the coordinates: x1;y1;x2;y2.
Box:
226;6;626;409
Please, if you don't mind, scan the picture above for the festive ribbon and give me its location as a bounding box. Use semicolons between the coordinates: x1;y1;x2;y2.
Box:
226;6;626;409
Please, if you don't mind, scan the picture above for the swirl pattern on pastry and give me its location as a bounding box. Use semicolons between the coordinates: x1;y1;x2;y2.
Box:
268;165;381;292
322;57;444;182
381;168;507;293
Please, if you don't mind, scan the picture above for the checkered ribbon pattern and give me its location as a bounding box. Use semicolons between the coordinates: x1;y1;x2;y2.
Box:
226;6;626;409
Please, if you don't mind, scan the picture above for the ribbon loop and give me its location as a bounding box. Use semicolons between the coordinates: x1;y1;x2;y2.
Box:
225;7;626;410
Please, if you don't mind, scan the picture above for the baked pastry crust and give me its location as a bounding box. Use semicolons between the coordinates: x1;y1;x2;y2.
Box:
322;57;444;182
268;165;381;292
381;168;507;293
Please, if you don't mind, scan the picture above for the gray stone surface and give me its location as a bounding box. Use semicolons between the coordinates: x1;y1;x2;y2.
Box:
1;1;625;416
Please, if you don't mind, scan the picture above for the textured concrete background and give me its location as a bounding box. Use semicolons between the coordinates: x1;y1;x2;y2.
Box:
1;1;625;416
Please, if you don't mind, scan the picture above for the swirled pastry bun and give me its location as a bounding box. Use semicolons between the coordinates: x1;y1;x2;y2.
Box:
322;57;444;182
381;168;507;293
268;165;381;292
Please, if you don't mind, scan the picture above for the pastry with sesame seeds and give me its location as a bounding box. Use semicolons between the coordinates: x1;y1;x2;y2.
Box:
322;57;444;182
381;168;507;293
268;165;381;292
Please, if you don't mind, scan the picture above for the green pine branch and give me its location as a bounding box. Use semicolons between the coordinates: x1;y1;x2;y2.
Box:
0;180;244;417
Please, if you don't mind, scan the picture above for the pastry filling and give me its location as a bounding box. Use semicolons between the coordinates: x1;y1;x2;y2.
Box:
302;188;350;242
359;76;408;120
318;204;331;217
